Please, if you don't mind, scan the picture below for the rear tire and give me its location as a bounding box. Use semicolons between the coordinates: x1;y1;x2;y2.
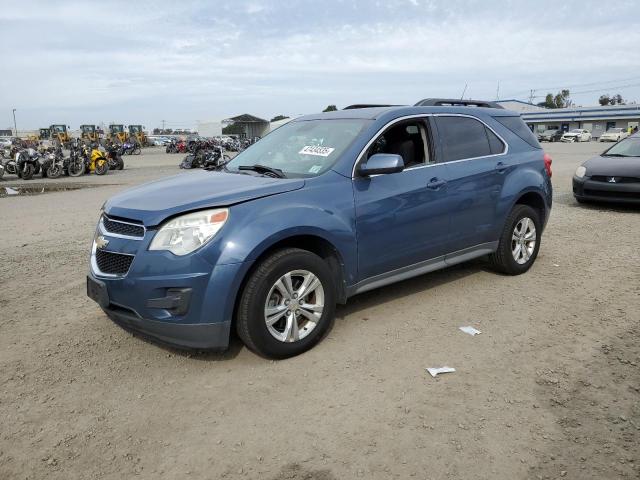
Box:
236;248;336;359
21;163;34;180
489;205;541;275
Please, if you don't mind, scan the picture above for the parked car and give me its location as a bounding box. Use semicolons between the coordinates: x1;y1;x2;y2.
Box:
561;129;592;142
0;137;13;148
598;128;629;143
538;129;563;142
87;99;553;358
573;132;640;204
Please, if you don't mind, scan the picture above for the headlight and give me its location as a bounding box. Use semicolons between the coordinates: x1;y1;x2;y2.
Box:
575;166;586;178
149;208;229;255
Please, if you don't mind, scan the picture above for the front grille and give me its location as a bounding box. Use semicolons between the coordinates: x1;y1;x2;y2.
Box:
95;250;134;275
102;215;144;238
584;189;640;200
590;176;640;184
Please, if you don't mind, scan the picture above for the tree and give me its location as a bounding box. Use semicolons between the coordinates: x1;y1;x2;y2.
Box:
599;94;611;106
270;115;289;122
538;90;571;109
153;128;161;134
598;93;625;106
322;105;338;112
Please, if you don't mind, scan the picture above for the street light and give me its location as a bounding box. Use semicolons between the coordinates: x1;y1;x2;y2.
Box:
12;109;17;137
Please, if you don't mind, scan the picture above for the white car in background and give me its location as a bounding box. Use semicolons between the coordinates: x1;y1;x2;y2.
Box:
561;129;592;142
598;128;629;142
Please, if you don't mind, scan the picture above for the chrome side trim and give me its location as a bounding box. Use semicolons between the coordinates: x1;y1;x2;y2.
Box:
348;242;498;297
351;113;509;178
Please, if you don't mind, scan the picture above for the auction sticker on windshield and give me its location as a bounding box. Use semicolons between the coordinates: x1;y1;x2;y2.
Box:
299;146;335;157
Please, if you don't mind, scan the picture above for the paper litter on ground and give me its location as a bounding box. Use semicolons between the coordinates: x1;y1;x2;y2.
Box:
426;367;456;378
5;187;19;195
459;326;482;336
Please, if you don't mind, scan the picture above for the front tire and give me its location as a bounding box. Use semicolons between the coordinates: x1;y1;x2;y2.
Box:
236;248;336;359
489;205;541;275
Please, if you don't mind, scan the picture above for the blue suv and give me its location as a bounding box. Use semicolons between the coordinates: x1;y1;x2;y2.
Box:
87;99;553;358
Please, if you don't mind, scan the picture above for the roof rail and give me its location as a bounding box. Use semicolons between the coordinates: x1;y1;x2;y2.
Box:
343;104;397;110
414;98;504;109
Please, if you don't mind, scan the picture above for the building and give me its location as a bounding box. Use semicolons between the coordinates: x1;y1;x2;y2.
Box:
222;114;270;139
496;100;640;139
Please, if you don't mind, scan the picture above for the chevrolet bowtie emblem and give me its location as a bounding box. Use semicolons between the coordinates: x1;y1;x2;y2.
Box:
95;235;109;249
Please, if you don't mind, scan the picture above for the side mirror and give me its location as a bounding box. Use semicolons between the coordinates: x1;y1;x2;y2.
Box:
358;153;404;176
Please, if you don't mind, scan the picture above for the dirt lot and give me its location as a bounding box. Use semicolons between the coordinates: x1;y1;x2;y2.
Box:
1;143;638;480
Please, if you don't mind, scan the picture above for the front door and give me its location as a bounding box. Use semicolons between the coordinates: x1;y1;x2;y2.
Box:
353;119;450;280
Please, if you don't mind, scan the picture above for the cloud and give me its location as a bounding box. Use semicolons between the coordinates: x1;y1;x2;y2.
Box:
1;0;639;129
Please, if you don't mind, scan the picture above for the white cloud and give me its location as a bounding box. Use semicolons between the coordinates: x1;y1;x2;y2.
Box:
1;0;639;129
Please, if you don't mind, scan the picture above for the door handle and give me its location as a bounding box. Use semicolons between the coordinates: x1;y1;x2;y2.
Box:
426;178;447;190
495;161;507;173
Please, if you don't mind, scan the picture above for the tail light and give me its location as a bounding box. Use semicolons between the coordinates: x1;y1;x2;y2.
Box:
543;153;553;178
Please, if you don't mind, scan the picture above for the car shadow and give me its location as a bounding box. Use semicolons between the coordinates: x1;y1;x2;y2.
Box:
335;258;485;319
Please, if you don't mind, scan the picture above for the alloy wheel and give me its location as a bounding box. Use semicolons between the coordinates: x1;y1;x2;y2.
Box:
511;217;537;265
264;270;325;343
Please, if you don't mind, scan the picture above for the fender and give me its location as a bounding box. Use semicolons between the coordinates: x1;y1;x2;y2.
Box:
498;156;552;231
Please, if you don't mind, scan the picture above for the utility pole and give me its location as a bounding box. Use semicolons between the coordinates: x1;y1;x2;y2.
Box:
12;109;17;137
162;119;165;132
528;89;535;104
496;82;500;101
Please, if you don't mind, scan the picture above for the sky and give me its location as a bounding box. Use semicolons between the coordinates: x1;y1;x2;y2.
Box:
1;0;640;131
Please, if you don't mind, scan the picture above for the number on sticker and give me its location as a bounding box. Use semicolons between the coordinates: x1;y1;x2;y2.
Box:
299;145;335;157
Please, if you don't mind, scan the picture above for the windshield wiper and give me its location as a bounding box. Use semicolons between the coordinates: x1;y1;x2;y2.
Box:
603;153;628;157
238;164;287;178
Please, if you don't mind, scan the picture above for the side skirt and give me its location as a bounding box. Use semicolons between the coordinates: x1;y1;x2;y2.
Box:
347;242;498;297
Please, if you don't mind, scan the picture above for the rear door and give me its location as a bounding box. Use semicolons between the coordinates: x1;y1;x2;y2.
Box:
433;115;508;253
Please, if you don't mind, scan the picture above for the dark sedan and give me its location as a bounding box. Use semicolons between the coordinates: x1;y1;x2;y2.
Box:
573;133;640;204
538;129;564;142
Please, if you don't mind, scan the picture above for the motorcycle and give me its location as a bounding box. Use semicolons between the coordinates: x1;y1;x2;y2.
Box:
66;140;88;177
166;139;186;154
105;144;125;170
88;146;110;175
6;148;41;180
122;141;141;155
39;146;65;179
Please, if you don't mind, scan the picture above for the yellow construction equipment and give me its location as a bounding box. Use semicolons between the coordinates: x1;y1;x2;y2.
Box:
49;124;71;146
108;124;127;144
80;125;99;143
128;125;147;146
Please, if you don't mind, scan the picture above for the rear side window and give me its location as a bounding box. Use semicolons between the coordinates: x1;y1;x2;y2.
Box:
435;116;492;162
486;127;505;154
494;116;541;148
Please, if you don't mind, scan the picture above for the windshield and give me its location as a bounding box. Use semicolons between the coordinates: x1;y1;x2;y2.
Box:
604;138;640;157
225;119;369;178
52;125;65;133
569;129;582;133
606;128;622;133
542;130;556;134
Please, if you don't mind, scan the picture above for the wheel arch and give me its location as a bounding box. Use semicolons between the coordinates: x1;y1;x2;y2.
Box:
513;190;548;225
229;232;349;331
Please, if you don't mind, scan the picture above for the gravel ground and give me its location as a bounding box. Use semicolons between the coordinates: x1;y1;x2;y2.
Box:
0;143;638;480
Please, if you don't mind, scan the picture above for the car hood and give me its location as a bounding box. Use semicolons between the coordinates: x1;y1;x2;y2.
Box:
563;132;579;136
105;171;305;226
583;155;640;176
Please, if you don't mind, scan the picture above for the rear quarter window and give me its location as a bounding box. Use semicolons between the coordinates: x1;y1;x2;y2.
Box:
494;116;541;148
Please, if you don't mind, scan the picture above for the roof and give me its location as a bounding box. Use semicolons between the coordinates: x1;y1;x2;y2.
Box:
224;114;268;123
295;105;518;122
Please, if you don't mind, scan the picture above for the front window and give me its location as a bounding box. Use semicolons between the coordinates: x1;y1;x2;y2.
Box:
604;139;640;157
607;128;623;133
225;119;369;178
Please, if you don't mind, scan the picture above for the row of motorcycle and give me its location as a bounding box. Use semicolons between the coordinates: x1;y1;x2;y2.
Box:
0;139;125;180
178;143;231;170
166;137;255;154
